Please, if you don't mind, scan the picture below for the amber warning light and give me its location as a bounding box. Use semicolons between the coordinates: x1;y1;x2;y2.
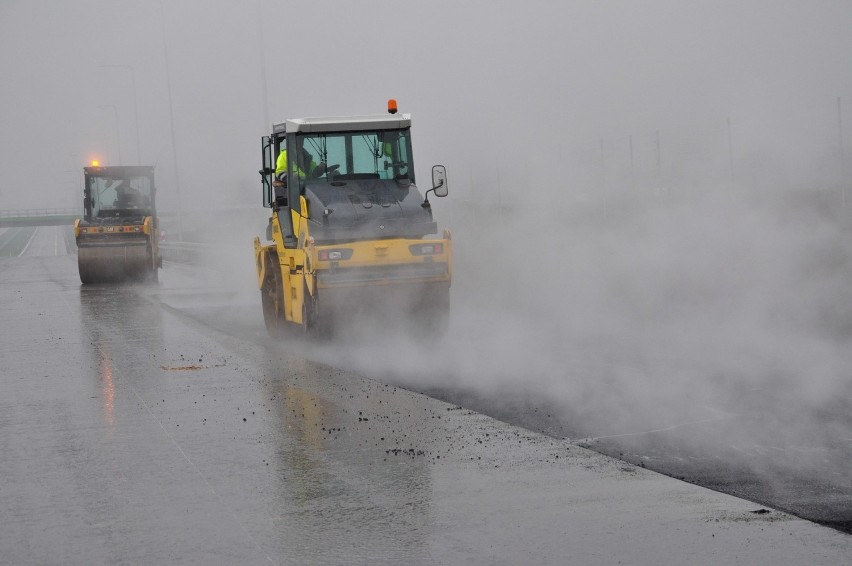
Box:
387;99;398;115
90;159;100;167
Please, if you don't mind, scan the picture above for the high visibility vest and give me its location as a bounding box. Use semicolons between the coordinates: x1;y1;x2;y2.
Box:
275;150;287;177
275;148;314;178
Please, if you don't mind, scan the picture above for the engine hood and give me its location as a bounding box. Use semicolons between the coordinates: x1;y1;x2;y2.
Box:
304;178;437;242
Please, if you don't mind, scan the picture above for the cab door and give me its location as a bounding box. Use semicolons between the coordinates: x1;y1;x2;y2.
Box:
261;136;274;207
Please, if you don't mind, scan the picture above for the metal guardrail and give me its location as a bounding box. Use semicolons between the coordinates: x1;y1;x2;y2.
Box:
0;209;78;228
158;241;247;267
0;208;78;218
158;242;210;264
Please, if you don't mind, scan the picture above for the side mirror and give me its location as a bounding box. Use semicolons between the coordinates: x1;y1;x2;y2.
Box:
422;165;449;209
431;165;448;197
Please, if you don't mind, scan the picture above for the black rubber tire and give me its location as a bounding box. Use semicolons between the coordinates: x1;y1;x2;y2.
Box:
300;284;327;339
261;259;286;338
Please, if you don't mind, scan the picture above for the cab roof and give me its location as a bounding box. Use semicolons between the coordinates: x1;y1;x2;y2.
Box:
83;165;155;177
272;113;411;135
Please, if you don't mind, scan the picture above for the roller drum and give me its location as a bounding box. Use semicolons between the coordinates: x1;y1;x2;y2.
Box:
78;242;151;284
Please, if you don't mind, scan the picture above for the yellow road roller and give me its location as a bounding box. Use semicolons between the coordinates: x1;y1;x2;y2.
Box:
74;165;161;284
254;100;451;338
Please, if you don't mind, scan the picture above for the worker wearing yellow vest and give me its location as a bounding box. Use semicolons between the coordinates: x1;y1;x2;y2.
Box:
276;147;328;180
275;149;288;181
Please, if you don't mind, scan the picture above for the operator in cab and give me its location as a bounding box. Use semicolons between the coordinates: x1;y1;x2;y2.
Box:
115;180;143;208
275;145;331;180
275;148;288;182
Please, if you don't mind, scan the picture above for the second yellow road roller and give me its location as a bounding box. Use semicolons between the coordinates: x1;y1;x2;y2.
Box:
74;164;161;284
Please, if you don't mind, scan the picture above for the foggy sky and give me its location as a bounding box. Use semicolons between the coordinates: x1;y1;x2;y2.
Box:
2;0;852;212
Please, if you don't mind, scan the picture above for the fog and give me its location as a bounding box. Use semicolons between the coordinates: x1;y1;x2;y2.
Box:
4;1;851;211
4;0;852;477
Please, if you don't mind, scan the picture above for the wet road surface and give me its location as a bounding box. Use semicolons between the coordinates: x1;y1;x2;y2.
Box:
2;226;851;564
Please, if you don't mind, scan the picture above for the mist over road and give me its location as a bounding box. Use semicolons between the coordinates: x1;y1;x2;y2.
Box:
4;188;852;542
160;191;852;537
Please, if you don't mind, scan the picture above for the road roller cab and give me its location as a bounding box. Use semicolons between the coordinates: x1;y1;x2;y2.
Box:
74;165;161;284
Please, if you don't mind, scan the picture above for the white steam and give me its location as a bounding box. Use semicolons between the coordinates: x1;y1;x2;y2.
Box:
316;181;852;450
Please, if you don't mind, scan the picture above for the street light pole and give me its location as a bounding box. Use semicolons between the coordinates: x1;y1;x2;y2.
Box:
99;64;141;164
839;97;846;209
727;117;735;183
256;0;269;130
98;104;122;164
159;0;184;241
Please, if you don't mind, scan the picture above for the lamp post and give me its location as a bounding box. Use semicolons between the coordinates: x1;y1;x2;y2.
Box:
98;104;122;165
99;64;141;164
839;97;846;209
256;0;269;130
159;0;184;240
